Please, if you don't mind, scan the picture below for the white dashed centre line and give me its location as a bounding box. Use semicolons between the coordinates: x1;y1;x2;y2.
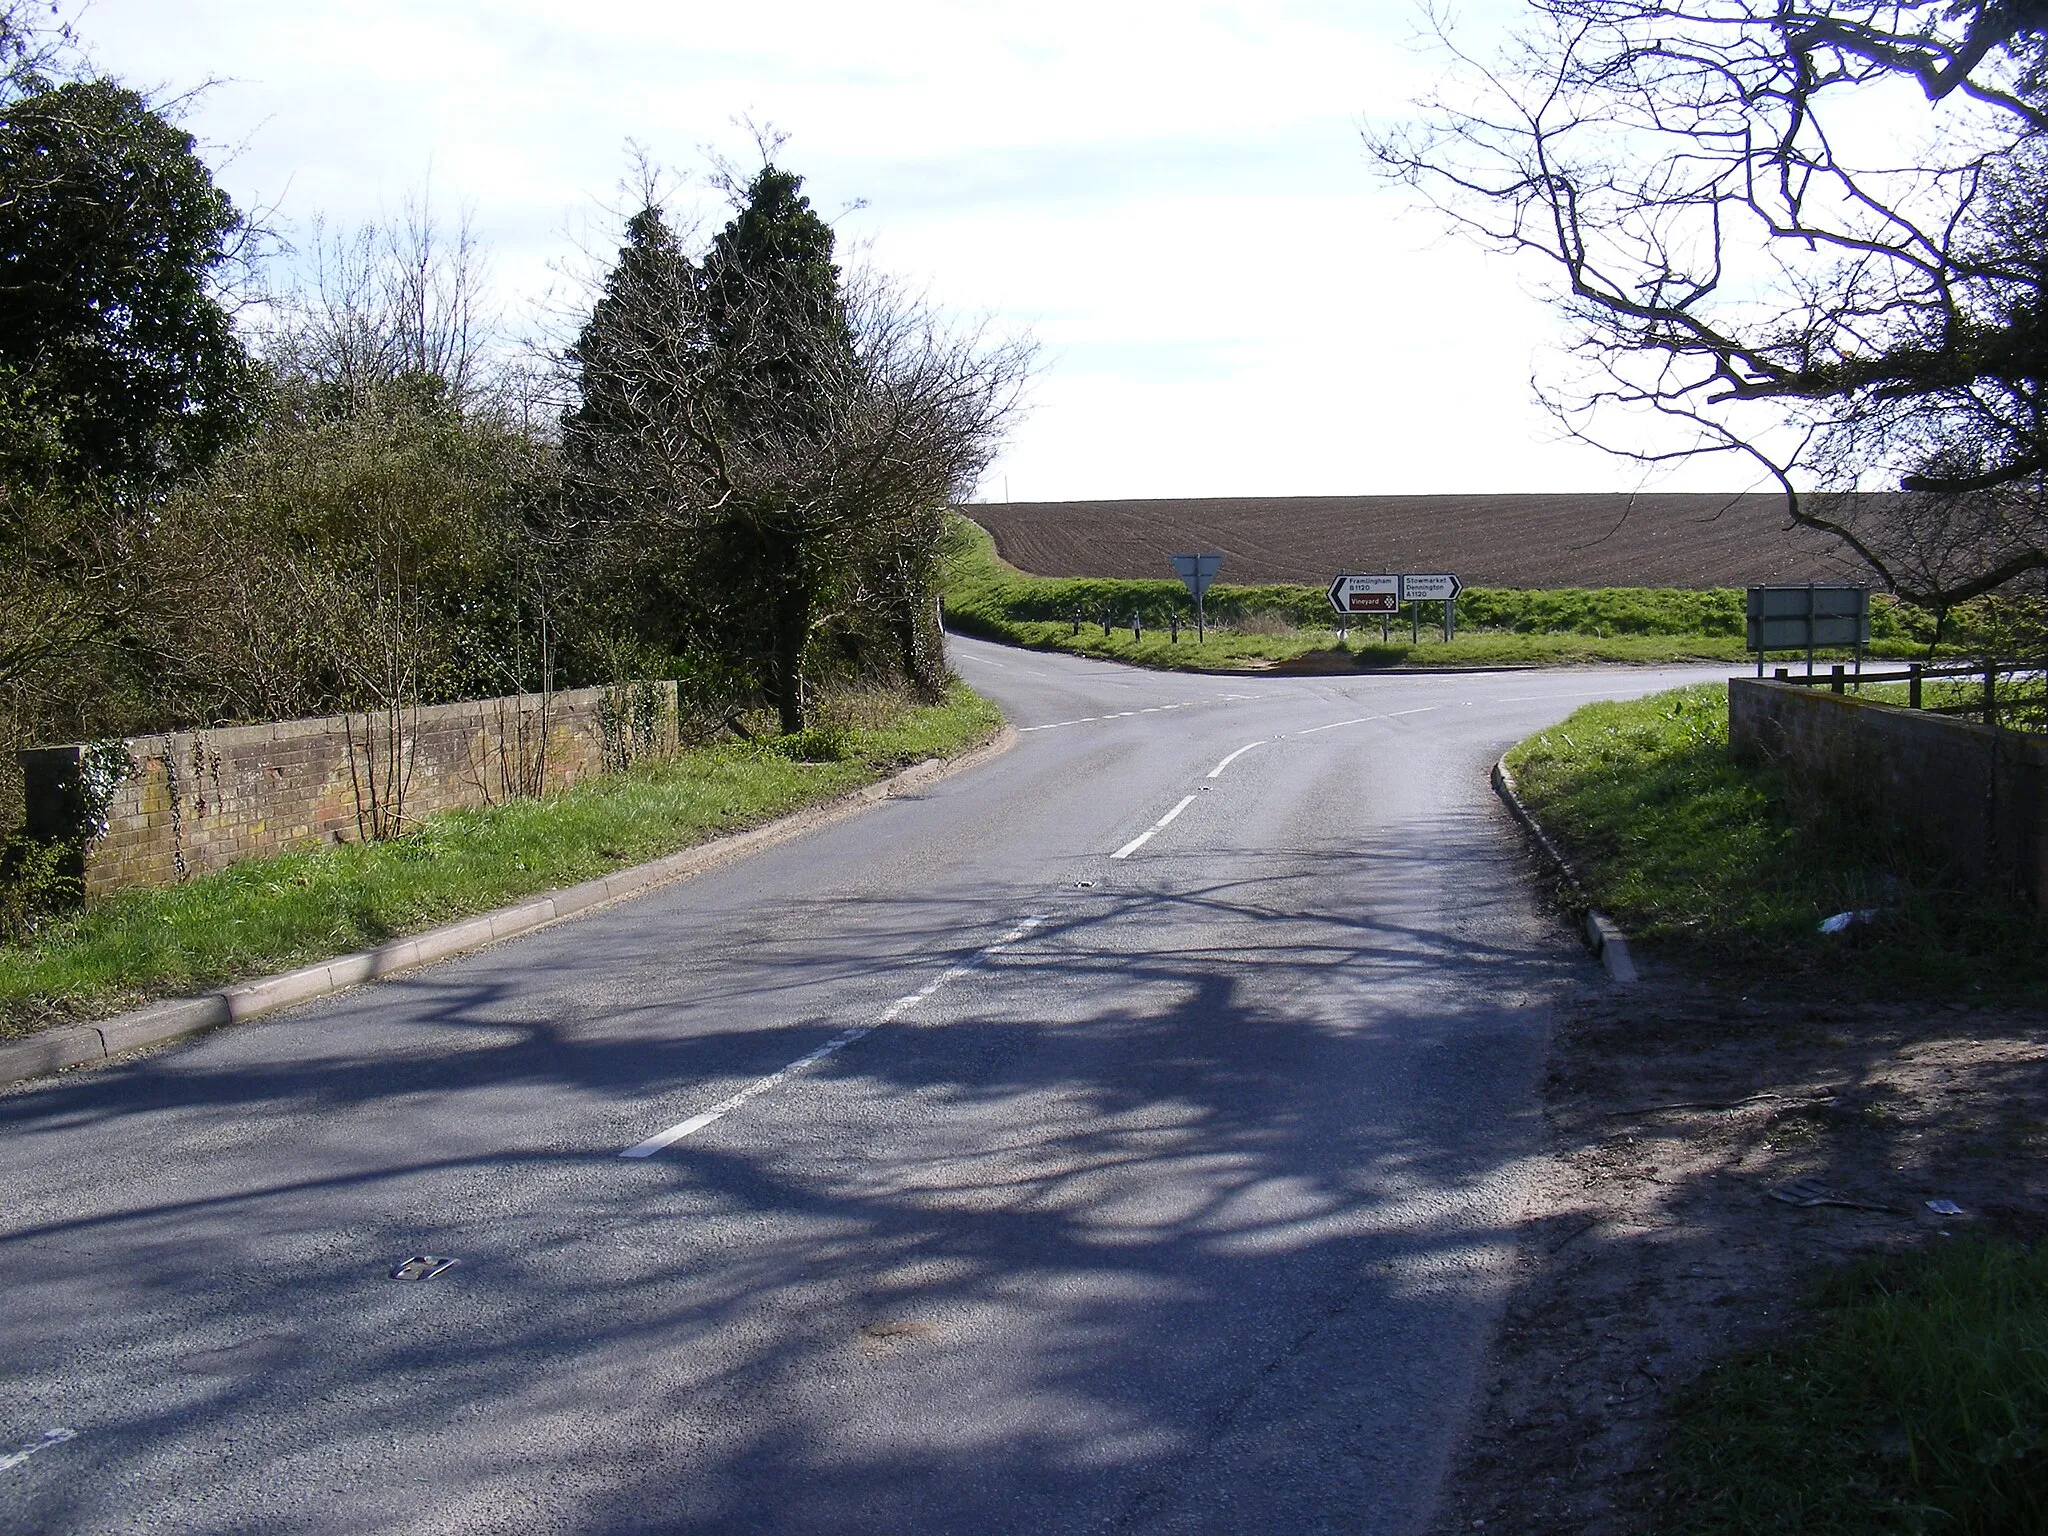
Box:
1111;794;1199;860
1207;740;1268;778
1294;705;1438;736
1018;698;1217;733
619;915;1048;1158
0;1427;75;1474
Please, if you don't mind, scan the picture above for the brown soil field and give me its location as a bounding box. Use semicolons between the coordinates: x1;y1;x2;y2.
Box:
963;494;1868;588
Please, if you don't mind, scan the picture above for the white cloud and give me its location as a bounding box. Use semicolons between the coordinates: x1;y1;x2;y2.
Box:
83;0;1745;498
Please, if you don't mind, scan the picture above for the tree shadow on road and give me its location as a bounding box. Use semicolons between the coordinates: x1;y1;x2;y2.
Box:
0;824;1589;1534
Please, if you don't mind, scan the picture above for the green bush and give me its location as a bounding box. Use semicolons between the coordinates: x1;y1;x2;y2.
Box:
0;833;81;941
770;725;850;763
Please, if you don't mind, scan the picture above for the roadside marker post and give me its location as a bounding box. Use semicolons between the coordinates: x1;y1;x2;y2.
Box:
1171;553;1224;642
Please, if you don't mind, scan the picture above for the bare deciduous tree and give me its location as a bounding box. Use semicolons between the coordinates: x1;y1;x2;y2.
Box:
1373;1;2048;612
263;189;498;414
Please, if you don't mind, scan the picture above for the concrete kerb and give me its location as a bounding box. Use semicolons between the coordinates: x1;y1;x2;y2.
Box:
1491;753;1640;986
0;727;1017;1090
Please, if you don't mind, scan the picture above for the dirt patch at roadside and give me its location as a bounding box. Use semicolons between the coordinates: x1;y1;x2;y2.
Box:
1428;977;2048;1534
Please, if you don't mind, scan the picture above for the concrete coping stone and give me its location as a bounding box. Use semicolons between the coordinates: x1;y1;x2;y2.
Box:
25;682;652;761
0;727;1016;1091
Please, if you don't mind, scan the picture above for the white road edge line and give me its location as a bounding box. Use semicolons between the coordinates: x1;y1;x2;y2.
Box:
619;916;1048;1158
1207;740;1268;778
1111;794;1199;859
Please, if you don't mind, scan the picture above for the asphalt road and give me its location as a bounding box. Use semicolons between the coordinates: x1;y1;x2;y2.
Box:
0;639;1728;1535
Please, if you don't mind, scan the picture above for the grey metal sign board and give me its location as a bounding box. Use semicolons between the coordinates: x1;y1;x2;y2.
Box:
1746;585;1870;650
1328;573;1399;614
1170;553;1223;600
1400;573;1462;602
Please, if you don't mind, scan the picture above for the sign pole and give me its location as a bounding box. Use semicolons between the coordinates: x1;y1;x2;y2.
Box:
1396;573;1463;646
1326;573;1401;630
1171;553;1222;646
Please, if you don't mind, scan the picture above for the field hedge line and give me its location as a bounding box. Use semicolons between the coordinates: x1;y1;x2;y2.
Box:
941;518;1917;641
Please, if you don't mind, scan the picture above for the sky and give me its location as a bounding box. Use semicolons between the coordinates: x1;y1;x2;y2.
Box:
79;0;1742;501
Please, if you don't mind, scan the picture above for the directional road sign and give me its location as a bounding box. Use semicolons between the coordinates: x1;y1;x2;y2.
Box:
1399;573;1463;602
1327;574;1400;614
1169;553;1223;600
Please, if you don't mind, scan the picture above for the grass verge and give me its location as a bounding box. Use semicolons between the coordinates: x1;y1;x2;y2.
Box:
1652;1240;2048;1535
1501;683;2047;998
941;515;1922;672
0;683;1002;1038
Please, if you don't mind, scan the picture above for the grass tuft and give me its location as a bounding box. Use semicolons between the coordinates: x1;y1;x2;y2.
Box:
1655;1240;2048;1535
0;683;1001;1036
1502;684;2047;997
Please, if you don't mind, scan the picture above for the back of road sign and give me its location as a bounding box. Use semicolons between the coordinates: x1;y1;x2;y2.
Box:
1328;574;1399;614
1171;553;1223;600
1745;584;1869;651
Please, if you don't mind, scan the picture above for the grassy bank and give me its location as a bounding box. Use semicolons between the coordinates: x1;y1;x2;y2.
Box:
1502;684;2046;996
0;684;1002;1038
1653;1240;2048;1534
941;516;1921;672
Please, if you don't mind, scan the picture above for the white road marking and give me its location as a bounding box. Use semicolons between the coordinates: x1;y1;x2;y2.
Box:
1111;794;1199;859
1207;741;1268;778
620;918;1048;1158
1486;687;1709;706
1111;828;1163;860
956;654;1008;668
1018;700;1206;733
1294;705;1438;736
0;1428;75;1474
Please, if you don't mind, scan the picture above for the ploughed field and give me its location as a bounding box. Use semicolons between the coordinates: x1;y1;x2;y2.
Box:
964;494;1863;589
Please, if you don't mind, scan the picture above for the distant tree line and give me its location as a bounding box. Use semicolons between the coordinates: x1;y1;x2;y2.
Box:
0;3;1029;839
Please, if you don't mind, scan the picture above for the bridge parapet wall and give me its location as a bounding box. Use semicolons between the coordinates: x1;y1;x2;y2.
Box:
1727;678;2047;910
21;683;678;897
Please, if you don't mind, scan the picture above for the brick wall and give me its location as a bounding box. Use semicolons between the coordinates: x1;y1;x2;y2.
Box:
1728;678;2048;909
22;683;678;897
